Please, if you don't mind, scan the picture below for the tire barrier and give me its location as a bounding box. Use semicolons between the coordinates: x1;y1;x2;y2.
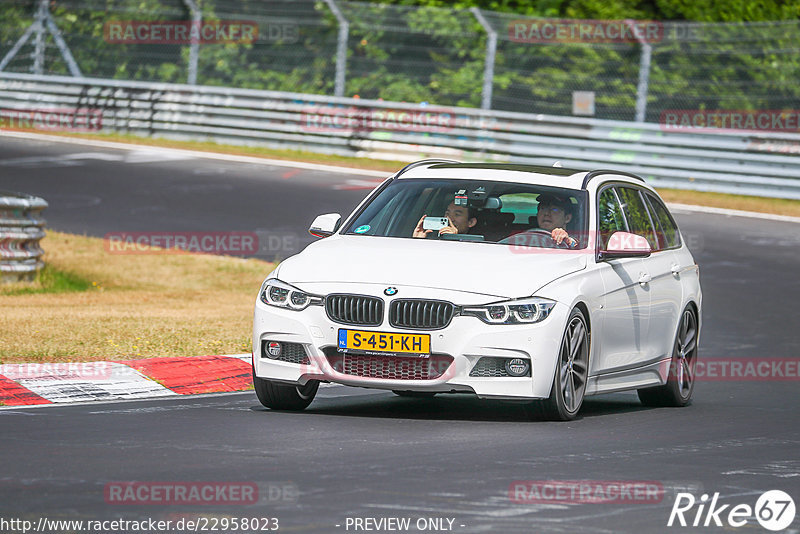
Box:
0;191;47;283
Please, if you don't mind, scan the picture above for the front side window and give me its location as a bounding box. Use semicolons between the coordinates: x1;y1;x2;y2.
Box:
343;179;588;249
597;187;626;249
617;187;658;250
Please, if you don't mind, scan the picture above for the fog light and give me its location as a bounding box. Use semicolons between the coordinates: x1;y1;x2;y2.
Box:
266;341;282;359
505;358;529;377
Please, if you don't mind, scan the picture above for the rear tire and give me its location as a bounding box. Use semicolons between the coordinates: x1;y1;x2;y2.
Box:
525;307;589;421
253;369;318;411
638;306;698;407
392;390;437;398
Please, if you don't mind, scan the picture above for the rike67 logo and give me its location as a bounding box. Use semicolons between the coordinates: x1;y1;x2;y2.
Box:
668;490;795;531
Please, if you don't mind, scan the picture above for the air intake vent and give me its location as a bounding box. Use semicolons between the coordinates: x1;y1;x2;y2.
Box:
325;294;384;326
389;299;455;330
326;352;453;380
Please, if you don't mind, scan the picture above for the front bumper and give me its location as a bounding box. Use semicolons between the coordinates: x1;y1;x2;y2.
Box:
252;297;568;400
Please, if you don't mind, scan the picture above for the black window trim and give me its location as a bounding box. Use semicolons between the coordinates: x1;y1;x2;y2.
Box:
595;183;630;259
616;185;661;252
596;181;683;254
642;191;683;251
582;170;646;189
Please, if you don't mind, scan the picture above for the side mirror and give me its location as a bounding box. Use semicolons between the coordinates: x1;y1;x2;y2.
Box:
599;231;652;260
308;213;341;238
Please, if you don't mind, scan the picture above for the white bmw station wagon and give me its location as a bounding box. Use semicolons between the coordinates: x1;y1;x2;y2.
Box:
252;161;701;420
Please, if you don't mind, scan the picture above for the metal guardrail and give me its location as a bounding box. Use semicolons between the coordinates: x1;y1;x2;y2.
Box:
0;190;47;283
1;72;799;199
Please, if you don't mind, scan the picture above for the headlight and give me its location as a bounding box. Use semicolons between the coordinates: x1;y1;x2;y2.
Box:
461;297;556;324
260;279;322;311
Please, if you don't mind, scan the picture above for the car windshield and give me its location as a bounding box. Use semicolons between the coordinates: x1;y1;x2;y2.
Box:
342;178;589;249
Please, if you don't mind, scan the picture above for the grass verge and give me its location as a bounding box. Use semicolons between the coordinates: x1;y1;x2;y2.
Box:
657;188;800;218
0;231;272;364
1;265;94;295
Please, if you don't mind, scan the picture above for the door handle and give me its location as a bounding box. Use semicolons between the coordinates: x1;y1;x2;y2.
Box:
638;272;652;285
671;263;682;276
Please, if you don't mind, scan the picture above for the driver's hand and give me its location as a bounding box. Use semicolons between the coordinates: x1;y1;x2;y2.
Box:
438;216;458;235
412;215;432;238
551;228;576;247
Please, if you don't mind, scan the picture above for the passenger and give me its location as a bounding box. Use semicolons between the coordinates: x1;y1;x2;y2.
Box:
412;202;477;238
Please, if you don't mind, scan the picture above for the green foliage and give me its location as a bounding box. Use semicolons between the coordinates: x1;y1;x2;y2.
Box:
1;265;94;296
1;0;797;120
372;0;800;22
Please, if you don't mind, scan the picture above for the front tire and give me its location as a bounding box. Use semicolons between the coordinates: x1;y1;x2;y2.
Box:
638;306;698;407
253;369;319;411
525;307;589;421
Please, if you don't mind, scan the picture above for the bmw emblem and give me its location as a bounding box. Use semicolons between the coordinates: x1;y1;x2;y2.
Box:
384;287;398;296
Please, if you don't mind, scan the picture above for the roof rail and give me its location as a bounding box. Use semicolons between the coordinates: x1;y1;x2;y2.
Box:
581;169;646;189
394;159;461;179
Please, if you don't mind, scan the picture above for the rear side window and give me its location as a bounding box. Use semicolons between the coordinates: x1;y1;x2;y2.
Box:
498;193;539;224
597;187;626;249
645;193;681;249
617;187;658;250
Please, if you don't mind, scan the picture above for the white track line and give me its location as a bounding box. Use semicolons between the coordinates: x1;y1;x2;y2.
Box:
2;131;797;223
0;131;388;177
667;203;800;224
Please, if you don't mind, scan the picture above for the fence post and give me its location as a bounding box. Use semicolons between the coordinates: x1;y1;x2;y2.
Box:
1;0;82;77
628;19;652;123
323;0;349;98
635;44;652;122
471;7;496;110
32;0;47;74
183;0;201;85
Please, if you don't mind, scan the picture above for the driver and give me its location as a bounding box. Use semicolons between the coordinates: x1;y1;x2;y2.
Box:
412;202;477;238
536;194;578;248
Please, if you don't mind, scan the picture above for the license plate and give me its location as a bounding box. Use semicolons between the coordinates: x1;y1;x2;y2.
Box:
338;329;430;356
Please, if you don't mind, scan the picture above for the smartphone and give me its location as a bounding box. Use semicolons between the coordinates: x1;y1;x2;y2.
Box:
422;216;449;232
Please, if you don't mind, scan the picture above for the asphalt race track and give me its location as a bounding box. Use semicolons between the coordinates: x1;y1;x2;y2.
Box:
1;135;799;533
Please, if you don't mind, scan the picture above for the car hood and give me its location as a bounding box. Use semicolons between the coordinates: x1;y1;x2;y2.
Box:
276;235;587;300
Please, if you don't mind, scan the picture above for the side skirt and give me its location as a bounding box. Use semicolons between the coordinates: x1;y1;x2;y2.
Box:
585;357;672;396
